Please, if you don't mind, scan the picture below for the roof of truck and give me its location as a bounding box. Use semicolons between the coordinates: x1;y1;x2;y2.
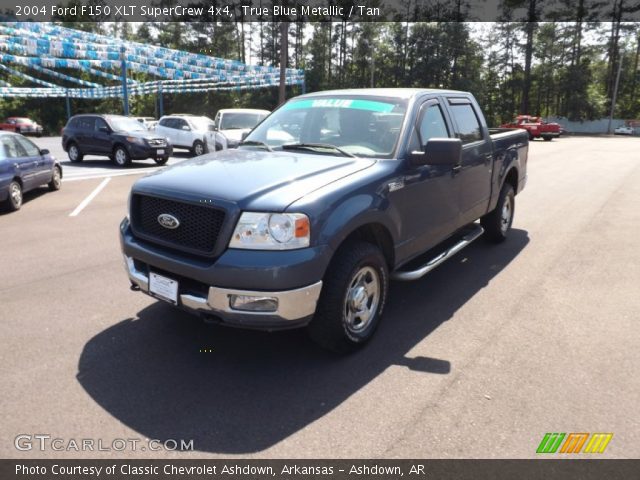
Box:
298;88;469;99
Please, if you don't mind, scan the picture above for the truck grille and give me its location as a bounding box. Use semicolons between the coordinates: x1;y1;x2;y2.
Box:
131;194;226;255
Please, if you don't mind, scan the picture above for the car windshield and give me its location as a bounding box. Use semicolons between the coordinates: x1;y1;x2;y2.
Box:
242;96;408;158
108;116;147;132
189;116;216;132
219;112;267;130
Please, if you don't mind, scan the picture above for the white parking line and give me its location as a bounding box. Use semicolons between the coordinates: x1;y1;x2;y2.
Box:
69;178;111;217
63;167;162;182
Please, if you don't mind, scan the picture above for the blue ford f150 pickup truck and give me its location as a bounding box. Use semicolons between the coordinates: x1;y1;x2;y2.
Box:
120;89;528;352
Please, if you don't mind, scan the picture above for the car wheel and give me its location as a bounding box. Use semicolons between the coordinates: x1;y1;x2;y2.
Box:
113;146;132;167
67;143;83;162
481;183;515;243
48;166;62;191
154;157;169;165
542;136;552;141
308;241;388;353
192;140;205;156
5;180;23;211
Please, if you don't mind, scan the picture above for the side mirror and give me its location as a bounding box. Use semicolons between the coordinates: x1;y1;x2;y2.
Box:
409;138;462;167
181;125;190;131
98;126;110;133
39;149;50;156
212;122;218;131
240;131;250;141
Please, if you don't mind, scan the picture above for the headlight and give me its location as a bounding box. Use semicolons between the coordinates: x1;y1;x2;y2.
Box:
126;136;146;145
229;212;310;250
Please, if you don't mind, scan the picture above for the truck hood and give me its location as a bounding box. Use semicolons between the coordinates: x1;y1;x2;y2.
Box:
133;149;376;211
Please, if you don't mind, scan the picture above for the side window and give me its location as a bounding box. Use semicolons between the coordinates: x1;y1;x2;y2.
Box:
449;103;483;144
6;136;28;157
95;118;108;131
0;136;19;158
13;136;40;157
158;118;169;127
175;119;187;130
78;117;96;131
418;104;449;145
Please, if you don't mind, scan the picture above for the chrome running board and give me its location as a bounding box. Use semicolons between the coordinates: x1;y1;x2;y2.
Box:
391;224;484;281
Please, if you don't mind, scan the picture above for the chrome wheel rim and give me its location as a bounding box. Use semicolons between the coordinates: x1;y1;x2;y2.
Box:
501;196;512;234
115;149;127;165
194;143;204;156
10;183;21;206
53;169;61;187
344;266;380;333
69;146;78;160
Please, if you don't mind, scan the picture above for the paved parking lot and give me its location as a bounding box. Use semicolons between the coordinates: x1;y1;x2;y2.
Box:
1;136;639;459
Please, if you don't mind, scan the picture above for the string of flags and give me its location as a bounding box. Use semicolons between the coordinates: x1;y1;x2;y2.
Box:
0;22;305;99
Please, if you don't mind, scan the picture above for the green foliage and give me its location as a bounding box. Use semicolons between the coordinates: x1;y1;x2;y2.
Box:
1;19;639;134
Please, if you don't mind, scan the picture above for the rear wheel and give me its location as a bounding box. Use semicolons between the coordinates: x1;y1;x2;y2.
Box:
113;146;132;167
542;136;552;141
308;241;388;353
67;142;83;163
48;166;62;191
192;140;205;156
481;183;515;243
5;180;23;211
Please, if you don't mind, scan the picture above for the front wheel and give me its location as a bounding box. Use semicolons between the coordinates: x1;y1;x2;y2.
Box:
308;241;388;353
48;166;62;191
113;146;132;167
154;156;169;165
542;136;552;141
481;183;515;243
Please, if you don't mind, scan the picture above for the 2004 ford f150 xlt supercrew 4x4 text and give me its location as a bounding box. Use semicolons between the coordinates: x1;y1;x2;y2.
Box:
120;88;528;352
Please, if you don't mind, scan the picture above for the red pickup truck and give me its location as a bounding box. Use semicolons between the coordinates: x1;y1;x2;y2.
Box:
500;115;561;141
0;117;44;137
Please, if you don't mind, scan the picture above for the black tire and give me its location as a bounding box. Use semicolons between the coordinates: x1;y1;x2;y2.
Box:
542;136;552;141
308;241;389;353
48;166;62;191
154;156;169;165
5;180;23;211
481;183;515;243
67;142;83;163
112;145;132;167
192;140;205;156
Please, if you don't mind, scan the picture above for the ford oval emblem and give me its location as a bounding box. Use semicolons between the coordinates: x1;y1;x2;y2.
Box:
157;213;180;229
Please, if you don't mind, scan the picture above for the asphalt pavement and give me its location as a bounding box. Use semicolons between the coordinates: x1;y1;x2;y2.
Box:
1;136;638;459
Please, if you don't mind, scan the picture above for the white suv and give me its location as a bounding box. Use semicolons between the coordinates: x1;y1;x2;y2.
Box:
155;115;227;156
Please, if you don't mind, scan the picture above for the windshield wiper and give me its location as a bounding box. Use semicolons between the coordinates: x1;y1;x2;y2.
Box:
280;143;355;158
239;140;273;151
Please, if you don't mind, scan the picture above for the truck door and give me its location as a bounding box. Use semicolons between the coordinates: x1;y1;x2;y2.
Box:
395;99;460;256
446;98;493;226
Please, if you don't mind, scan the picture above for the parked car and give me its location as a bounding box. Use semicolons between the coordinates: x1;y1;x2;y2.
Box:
62;114;172;167
134;117;158;130
0;117;43;137
213;108;270;148
501;115;561;141
155;114;227;156
121;88;528;352
0;131;61;211
614;126;634;135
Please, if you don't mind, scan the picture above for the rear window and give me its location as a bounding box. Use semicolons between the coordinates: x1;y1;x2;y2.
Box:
450;103;482;144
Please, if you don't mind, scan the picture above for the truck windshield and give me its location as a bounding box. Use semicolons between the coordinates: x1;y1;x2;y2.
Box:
242;96;408;158
220;112;267;130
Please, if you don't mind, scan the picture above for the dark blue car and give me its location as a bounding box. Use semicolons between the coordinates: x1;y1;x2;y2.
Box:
0;131;62;212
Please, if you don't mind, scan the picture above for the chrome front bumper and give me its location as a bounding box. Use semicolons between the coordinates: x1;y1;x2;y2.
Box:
125;255;322;328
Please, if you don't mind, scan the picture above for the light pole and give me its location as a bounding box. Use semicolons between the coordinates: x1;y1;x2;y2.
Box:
607;55;623;134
